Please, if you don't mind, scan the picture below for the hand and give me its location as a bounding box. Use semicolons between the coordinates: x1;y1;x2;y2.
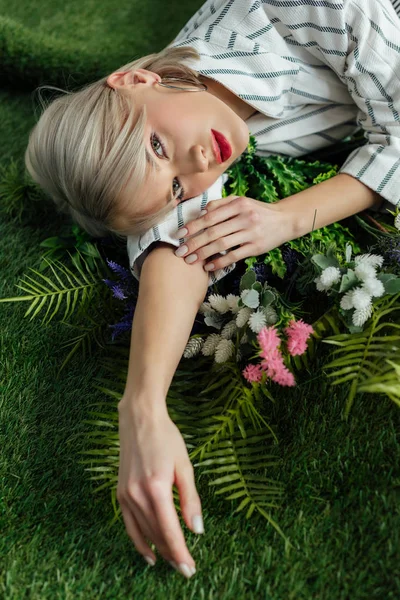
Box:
117;403;203;578
173;195;295;272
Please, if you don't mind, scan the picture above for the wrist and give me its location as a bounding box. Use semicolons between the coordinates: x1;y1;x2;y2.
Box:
118;393;169;418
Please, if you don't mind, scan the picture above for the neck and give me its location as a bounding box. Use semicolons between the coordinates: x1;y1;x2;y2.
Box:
199;75;257;121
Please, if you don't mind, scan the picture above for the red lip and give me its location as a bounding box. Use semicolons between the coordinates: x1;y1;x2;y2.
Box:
211;129;232;162
211;130;222;164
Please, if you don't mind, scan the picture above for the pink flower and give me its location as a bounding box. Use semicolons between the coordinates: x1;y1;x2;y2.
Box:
242;363;264;383
257;326;281;358
260;347;296;387
284;319;314;356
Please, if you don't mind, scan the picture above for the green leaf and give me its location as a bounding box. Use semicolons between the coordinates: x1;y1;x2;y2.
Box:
384;278;400;294
261;290;275;307
240;270;256;292
339;269;358;293
311;253;340;270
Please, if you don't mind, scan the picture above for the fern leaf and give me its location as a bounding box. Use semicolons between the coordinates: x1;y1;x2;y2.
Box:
0;250;106;325
322;293;400;418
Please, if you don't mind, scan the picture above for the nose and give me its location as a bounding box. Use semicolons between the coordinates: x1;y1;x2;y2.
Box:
185;144;209;174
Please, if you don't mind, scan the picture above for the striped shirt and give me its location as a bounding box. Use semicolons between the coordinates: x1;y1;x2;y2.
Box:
127;0;400;287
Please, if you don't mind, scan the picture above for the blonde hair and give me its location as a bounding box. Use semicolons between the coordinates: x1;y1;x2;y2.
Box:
24;45;203;240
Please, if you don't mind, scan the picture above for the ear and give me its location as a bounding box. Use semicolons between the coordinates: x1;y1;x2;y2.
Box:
106;69;160;90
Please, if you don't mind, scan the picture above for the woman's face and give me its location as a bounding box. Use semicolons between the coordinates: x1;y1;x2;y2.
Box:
107;68;251;227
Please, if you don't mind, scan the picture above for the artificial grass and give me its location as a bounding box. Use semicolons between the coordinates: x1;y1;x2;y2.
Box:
1;0;400;598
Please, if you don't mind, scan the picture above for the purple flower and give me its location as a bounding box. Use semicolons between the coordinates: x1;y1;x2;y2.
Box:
253;262;269;282
108;302;136;341
282;247;300;276
102;279;128;300
106;259;132;281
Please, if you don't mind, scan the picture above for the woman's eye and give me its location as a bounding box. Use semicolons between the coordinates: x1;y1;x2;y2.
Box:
151;133;185;201
151;133;164;157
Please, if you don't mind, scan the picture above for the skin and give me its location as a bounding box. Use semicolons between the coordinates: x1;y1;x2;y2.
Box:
106;68;257;229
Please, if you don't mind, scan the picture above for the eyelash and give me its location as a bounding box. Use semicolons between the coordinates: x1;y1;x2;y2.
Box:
150;132;186;202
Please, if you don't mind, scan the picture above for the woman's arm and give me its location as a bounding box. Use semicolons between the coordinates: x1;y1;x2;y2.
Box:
118;243;209;414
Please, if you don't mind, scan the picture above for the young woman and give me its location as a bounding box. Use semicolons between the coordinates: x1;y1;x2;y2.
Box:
24;0;400;580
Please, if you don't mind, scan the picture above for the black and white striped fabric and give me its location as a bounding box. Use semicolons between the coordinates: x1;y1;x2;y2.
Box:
127;0;400;287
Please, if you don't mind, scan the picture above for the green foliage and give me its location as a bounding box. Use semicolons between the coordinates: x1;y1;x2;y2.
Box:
0;250;108;325
224;137;360;280
0;249;119;373
322;292;400;419
39;224;103;272
0;158;45;222
79;351;292;544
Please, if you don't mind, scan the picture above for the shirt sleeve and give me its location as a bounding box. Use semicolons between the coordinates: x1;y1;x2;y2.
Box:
280;0;400;209
337;0;400;209
126;173;237;288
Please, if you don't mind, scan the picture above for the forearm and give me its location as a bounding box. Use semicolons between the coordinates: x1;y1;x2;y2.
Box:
278;173;384;240
118;243;209;413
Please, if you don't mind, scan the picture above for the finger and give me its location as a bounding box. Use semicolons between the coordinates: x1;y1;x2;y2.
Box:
150;481;197;571
121;482;174;561
177;214;246;263
125;490;179;563
178;195;242;238
174;463;204;536
119;501;157;565
204;241;257;272
189;222;252;265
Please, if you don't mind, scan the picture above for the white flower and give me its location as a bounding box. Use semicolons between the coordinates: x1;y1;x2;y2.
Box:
320;266;342;288
226;293;240;314
248;309;267;334
345;243;352;263
215;338;235;363
241;288;260;309
352;305;373;327
199;301;215;315
201;333;222;356
351;287;373;310
354;253;384;269
395;213;400;231
183;337;204;358
314;276;330;292
208;294;231;314
264;305;278;324
362;277;385;298
221;319;238;340
354;262;378;282
236;307;253;328
340;290;354;310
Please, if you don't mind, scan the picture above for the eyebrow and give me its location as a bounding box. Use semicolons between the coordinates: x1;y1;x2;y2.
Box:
145;148;172;206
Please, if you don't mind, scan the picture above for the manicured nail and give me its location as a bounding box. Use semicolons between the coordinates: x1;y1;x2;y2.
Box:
144;555;155;566
185;254;197;264
192;515;204;534
174;227;188;239
175;244;188;257
204;263;215;271
178;563;195;578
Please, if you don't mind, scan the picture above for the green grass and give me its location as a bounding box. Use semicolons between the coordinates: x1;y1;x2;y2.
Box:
1;1;400;598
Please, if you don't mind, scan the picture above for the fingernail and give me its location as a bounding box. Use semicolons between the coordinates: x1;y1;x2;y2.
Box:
174;227;188;239
192;515;204;534
175;244;188;257
185;254;197;264
199;209;207;216
204;263;215;271
178;563;195;578
144;555;155;566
